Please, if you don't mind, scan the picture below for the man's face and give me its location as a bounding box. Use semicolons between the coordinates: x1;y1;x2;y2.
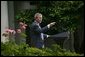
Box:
35;16;42;23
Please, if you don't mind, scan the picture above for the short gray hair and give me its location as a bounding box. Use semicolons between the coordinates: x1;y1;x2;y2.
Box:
34;13;42;18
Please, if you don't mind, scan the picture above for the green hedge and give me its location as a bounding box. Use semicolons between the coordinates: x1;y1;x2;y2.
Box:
1;41;80;56
15;1;84;34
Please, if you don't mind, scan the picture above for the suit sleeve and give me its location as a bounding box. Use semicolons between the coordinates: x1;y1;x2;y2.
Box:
33;25;49;34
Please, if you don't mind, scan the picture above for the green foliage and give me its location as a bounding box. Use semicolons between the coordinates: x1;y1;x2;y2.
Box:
38;1;84;32
1;41;18;56
1;41;80;56
15;1;84;34
48;44;80;56
15;9;37;25
20;33;27;38
24;47;52;56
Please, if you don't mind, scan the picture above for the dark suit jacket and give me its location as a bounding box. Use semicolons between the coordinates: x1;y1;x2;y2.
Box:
29;21;49;48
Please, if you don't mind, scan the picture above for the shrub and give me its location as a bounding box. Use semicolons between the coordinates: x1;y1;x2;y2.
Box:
1;41;80;56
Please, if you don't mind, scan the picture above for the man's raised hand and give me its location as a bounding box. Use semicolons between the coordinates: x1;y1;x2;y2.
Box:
47;22;56;28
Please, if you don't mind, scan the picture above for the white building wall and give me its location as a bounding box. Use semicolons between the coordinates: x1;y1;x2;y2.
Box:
1;1;9;43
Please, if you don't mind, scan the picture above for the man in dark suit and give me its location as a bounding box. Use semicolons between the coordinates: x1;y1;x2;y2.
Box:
30;13;56;48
